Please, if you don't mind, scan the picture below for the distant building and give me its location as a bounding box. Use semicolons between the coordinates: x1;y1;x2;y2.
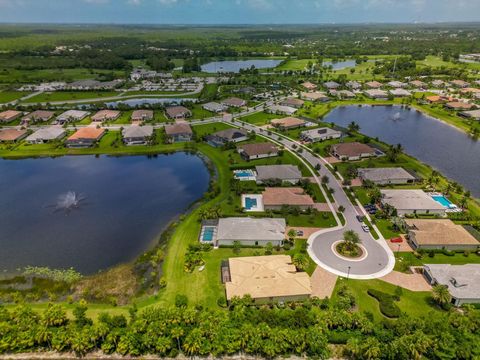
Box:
331;142;376;161
346;81;361;90
300;127;342;143
459;109;480;120
450;79;470;88
255;164;302;184
364;89;388;99
431;79;445;87
324;81;340;90
66;127;105;148
206;128;248;147
203;102;227;113
301;81;317;91
365;81;383;89
26;126;65;144
0;110;22;123
0;128;28;142
224;255;312;303
56;110;89;124
336;90;356;99
409;80;427;88
21;110;55;125
91;110;121;122
424;264;480;306
122;125;154;146
358;167;416;185
300;91;329;102
270;117;306;130
388;81;407;88
380;189;446;216
445;102;475;111
131;110;154;123
405;219;480;251
221;97;247;108
237;142;279;161
267;104;297;116
165;106;192;120
389;88;412;97
280;98;304;108
164;123;192;143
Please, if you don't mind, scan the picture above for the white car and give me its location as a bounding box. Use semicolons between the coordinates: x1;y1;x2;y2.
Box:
361;223;370;232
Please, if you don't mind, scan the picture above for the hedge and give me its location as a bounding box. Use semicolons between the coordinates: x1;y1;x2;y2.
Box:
367;289;401;318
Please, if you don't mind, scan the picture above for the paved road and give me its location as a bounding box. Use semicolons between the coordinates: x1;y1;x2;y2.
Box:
230;115;395;279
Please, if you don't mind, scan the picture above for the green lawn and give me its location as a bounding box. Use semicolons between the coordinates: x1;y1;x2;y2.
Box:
241;111;278;125
22;91;119;103
375;219;401;239
0;90;30;103
332;278;440;322
395;252;480;272
276;59;312;71
0;68;125;84
286;212;336;228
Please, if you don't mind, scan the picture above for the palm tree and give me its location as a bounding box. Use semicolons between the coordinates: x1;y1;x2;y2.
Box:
287;229;296;241
292;253;309;271
321;175;329;185
347;121;360;134
432;284;451;306
343;230;360;251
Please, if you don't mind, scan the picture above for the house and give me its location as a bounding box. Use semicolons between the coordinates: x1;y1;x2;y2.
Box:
405;219;480;251
459;109;480;120
324;81;340;90
388;81;407;88
445;102;475;111
267;104;297;116
358;167;416;185
262;187;314;211
300;127;342;143
300;91;329;102
216;217;286;246
221;97;247;108
131;110;154;123
66;127;105;148
25;126;66;144
336;90;356;99
56;110;89;124
346;81;361;90
224;255;311;303
91;110;121;122
460;87;480;95
122;125;154;145
389;89;412;97
238;142;279;161
255;164;302;184
424;264;480;306
165;106;192;120
301;81;317;91
380;189;446;216
0;128;28;142
0;110;22;123
21;110;55;125
203;102;227;113
206;128;248;146
364;89;388;99
164;123;192;143
280;98;304;108
365;81;383;89
431;79;445;87
331;142;376;161
426;95;449;104
450;80;470;88
409;80;427;88
270;117;306;130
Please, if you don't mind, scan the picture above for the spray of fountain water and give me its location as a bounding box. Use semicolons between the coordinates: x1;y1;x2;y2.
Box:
52;191;86;213
393;112;401;120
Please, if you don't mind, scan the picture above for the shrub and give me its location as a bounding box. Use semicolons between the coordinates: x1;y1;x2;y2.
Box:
367;289;401;318
175;294;188;308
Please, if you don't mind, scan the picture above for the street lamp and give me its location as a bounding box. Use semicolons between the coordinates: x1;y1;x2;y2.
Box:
346;266;351;281
397;243;401;254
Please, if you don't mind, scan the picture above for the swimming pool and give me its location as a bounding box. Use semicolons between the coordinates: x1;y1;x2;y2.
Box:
233;169;256;181
432;195;455;208
201;226;216;242
245;197;258;210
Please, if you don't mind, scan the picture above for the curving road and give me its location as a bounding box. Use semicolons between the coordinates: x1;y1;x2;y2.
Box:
229;111;395;279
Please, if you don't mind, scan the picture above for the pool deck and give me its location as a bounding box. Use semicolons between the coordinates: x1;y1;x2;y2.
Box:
241;194;264;212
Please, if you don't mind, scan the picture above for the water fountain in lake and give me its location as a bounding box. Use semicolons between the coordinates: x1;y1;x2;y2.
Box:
392;112;401;121
51;191;86;214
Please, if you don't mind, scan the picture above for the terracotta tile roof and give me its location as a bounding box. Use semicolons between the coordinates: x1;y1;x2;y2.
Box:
262;187;314;207
68;127;105;140
0;110;22;122
445;101;474;110
270;117;306;128
0;128;28;141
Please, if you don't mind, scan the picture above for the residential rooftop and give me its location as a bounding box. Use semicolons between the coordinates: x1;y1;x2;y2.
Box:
380;189;445;211
406;219;479;247
262;187;314;207
217;217;286;243
255;164;302;181
425;264;480;300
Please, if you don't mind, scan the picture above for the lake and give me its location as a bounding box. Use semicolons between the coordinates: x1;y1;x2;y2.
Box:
0;153;210;274
323;60;357;70
324;105;480;198
201;59;283;73
105;97;196;108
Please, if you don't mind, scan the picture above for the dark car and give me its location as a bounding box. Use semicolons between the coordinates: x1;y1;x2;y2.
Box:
356;215;364;222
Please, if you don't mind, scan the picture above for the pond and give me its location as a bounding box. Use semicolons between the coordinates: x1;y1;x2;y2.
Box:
322;60;357;70
324;105;480;198
201;59;283;73
0;153;210;274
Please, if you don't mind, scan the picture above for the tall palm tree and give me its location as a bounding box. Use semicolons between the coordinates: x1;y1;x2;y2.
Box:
292;253;309;271
432;284;451;306
343;230;360;251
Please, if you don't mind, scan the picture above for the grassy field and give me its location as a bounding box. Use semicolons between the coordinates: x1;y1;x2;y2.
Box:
276;59;311;71
0;68;126;84
22;91;119;103
332;278;440;321
0;90;30;103
395;251;480;271
241;111;278;125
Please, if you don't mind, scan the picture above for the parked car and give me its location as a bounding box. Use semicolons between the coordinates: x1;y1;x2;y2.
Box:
356;215;365;222
390;237;403;243
361;223;370;232
296;230;304;237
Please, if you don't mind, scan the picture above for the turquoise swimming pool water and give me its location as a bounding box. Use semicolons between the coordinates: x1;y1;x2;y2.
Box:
432;195;454;208
202;227;215;241
245;197;258;210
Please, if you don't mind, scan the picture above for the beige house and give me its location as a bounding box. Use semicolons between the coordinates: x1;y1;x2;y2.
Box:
331;142;376;161
262;187;314;211
406;219;480;251
270;117;306;130
224;255;312;303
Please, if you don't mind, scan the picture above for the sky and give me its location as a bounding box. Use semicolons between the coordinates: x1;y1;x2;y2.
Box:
0;0;480;24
